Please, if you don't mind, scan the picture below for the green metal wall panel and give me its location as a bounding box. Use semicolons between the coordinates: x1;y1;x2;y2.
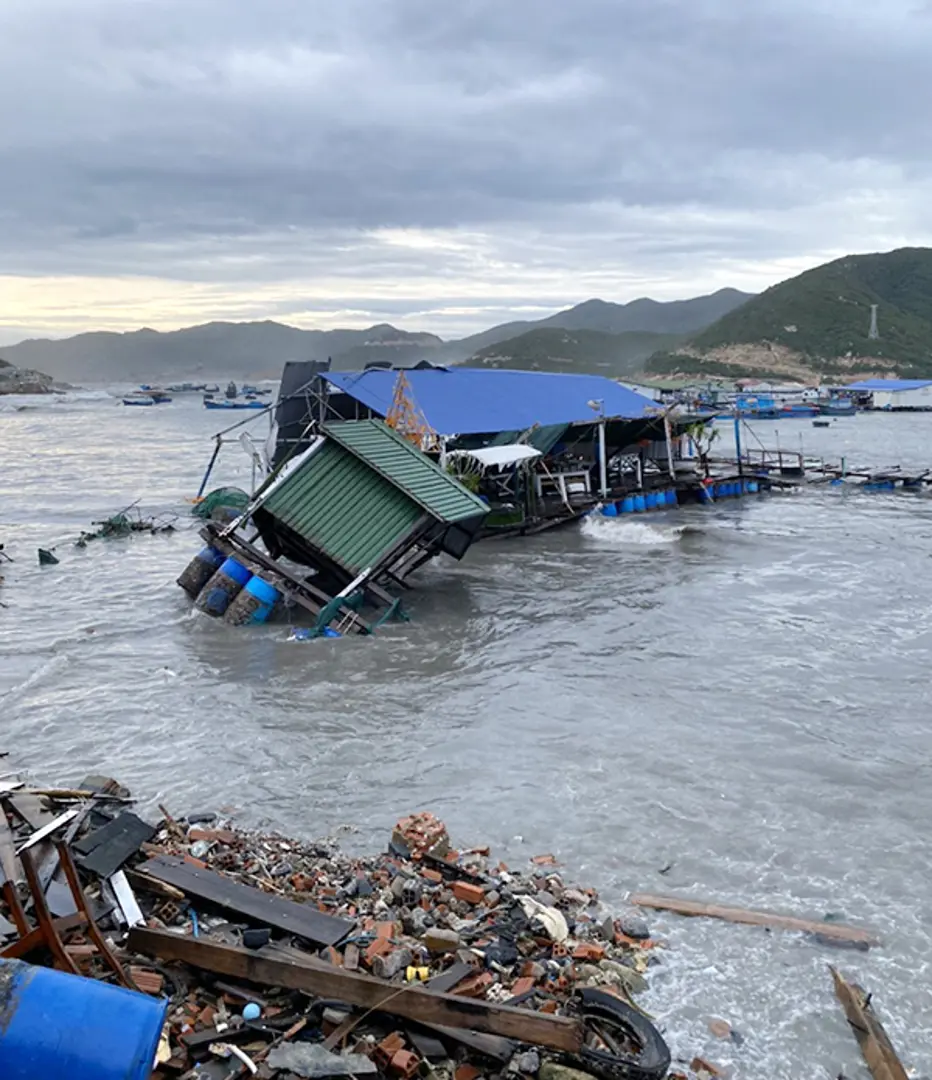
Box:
262;442;422;573
322;421;488;525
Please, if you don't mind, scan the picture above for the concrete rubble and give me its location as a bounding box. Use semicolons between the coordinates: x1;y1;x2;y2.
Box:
0;778;729;1080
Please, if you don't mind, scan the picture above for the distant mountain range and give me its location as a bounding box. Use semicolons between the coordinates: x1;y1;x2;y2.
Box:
647;247;932;381
0;288;753;382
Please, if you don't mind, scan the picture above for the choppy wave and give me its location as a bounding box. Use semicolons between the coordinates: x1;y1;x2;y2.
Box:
580;511;690;545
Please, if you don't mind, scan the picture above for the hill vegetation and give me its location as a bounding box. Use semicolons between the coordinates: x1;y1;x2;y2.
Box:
466;328;683;378
647;248;932;379
0;288;753;382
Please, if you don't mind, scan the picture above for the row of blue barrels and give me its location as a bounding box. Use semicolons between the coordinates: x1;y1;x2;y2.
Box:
601;489;678;516
176;546;281;624
0;956;167;1080
698;479;761;503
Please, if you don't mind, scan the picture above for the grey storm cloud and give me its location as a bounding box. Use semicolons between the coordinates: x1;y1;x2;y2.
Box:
3;0;932;299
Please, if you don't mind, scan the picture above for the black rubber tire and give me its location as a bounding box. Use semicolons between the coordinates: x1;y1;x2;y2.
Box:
573;986;671;1080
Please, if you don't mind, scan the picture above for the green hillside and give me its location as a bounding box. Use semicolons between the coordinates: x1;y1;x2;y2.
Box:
466;327;683;377
647;248;932;379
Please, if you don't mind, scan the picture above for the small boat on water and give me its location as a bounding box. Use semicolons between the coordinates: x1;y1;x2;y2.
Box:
203;397;266;410
123;392;156;406
813;419;831;428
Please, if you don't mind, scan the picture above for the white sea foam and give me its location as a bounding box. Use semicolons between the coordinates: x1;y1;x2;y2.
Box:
580;512;689;546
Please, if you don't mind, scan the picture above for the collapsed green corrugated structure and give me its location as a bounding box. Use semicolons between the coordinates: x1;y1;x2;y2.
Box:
251;419;488;597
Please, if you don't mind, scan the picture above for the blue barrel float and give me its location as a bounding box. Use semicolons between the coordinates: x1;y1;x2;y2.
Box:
0;957;167;1080
195;555;252;617
620;495;635;514
633;494;646;512
601;502;618;517
176;544;224;599
224;573;282;626
748;480;759;493
645;491;658;510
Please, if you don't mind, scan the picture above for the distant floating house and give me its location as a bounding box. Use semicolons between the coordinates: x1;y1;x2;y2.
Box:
846;378;932;410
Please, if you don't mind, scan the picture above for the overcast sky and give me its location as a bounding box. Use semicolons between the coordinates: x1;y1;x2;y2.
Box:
2;0;932;344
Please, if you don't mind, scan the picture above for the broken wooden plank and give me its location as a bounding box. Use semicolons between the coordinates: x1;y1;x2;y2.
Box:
830;966;909;1080
0;913;87;960
630;892;879;946
15;809;78;855
73;810;156;877
128;928;584;1052
139;854;354;947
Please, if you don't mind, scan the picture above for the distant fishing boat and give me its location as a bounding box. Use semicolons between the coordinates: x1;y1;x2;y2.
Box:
819;397;857;416
780;402;819;418
203;397;266;410
123;392;156;406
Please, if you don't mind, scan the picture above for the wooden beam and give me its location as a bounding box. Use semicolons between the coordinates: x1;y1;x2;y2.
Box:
128;928;583;1052
830;967;908;1080
630;892;879;946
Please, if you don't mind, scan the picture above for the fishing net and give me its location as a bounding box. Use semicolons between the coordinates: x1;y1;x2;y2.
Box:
192;487;250;520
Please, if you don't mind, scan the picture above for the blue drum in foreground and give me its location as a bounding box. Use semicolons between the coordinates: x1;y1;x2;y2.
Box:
195;555;252;617
0;958;167;1080
224;573;282;626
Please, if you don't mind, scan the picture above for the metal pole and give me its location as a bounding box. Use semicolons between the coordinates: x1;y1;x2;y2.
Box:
663;414;676;479
598;417;608;499
196;439;222;500
734;414;743;477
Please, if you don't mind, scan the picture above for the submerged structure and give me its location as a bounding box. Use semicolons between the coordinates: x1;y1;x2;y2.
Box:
179;418;487;635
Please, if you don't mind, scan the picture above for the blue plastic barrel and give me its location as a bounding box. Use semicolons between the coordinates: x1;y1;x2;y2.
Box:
176;544;225;598
665;489;677;506
621;496;635;514
243;576;281;624
634;494;646;512
645;492;657;510
196;555;252;617
699;485;713;503
0;957;167;1080
748;480;759;493
601;502;618;517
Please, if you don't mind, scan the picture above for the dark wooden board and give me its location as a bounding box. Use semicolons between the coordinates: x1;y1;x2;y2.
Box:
74;811;157;878
140;855;354;947
128;928;583;1053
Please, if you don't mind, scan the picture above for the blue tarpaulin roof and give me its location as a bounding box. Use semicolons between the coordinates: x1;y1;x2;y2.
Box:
323;369;658;436
846;379;932;391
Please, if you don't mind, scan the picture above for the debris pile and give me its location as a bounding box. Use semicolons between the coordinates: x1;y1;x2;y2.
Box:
0;782;682;1080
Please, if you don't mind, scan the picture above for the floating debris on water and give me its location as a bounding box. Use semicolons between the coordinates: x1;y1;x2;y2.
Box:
75;501;177;547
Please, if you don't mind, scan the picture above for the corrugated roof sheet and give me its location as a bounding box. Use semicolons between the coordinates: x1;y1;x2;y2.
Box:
322;420;488;524
260;440;423;574
846;379;932;391
257;420;487;575
323;368;657;435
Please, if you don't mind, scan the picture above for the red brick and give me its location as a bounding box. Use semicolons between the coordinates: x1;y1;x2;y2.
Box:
390;1050;420;1079
510;977;535;997
572;942;605;962
365;938;393;965
452;881;485;905
421;868;443;884
531;853;558;866
453;971;494;998
187;828;237;845
374;1032;405;1070
455;1066;481;1080
376;921;395;939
